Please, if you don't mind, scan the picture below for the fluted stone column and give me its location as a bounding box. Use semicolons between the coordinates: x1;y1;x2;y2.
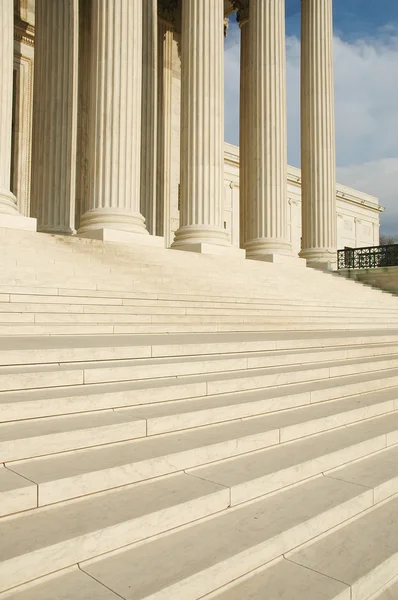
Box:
156;4;176;245
245;0;291;261
172;0;232;254
233;1;250;249
0;0;35;230
140;0;158;236
300;0;337;269
30;0;78;234
79;0;162;245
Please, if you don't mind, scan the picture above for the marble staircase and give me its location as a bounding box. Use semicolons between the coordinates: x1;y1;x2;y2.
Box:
2;228;398;598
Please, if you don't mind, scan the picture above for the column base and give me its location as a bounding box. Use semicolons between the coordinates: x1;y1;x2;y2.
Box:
247;253;306;267
0;212;37;232
79;228;165;248
299;249;337;271
172;242;245;258
306;260;337;272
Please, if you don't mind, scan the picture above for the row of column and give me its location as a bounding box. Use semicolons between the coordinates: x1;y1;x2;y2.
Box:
0;0;337;268
235;0;336;267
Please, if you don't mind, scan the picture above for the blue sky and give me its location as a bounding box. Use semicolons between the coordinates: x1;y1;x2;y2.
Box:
224;1;398;235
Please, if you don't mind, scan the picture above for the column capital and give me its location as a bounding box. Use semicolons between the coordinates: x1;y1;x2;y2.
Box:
232;0;249;26
158;0;178;24
224;17;229;38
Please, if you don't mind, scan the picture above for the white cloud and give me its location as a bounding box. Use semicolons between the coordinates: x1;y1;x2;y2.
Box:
224;21;398;235
337;158;398;235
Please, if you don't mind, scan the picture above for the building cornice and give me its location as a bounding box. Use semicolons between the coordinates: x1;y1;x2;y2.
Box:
14;19;35;47
223;142;383;213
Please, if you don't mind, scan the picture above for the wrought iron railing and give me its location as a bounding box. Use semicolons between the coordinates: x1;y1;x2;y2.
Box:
338;244;398;270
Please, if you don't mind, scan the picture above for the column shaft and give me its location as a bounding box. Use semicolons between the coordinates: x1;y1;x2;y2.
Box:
245;0;290;259
172;0;228;250
79;0;148;237
234;2;250;249
300;0;337;268
156;17;174;244
140;0;158;235
30;0;79;234
0;1;20;215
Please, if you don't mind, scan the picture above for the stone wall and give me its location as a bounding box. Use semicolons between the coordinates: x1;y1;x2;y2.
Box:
340;267;398;295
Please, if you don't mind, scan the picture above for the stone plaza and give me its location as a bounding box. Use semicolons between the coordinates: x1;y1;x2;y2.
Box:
1;1;398;598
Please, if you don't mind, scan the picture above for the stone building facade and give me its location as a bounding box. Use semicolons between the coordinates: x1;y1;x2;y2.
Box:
4;0;382;268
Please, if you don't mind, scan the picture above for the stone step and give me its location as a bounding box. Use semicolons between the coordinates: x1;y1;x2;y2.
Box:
1;286;395;309
2;347;398;393
3;358;398;423
207;558;350;600
0;568;122;600
188;407;398;506
0;286;395;314
123;380;398;436
368;577;398;600
0;472;229;594
77;475;376;600
326;444;398;504
7;403;398;507
2;312;398;326
287;477;398;600
1;331;397;366
1;301;398;318
0;410;146;461
1;321;397;335
0;468;37;518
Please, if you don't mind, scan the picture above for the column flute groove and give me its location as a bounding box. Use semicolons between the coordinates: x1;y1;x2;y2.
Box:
300;0;337;269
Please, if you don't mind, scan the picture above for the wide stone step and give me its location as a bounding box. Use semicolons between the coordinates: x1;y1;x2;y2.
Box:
4;430;398;597
187;408;398;506
0;468;37;518
287;471;398;600
77;475;375;600
2;347;398;393
208;558;350;600
0;472;228;593
2;321;398;335
123;381;398;435
7;403;398;507
1;301;397;318
3;357;398;423
0;285;394;309
0;568;121;600
3;311;398;326
2;287;392;309
0;410;145;461
3;331;397;366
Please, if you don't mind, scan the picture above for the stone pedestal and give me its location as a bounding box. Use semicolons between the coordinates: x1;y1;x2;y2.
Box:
79;0;162;246
30;0;78;235
0;0;35;231
300;0;337;270
245;0;290;261
172;0;231;254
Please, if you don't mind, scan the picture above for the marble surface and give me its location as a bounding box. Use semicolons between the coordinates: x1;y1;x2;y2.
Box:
2;567;121;599
0;472;228;593
81;477;371;600
289;495;398;600
208;558;350;600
